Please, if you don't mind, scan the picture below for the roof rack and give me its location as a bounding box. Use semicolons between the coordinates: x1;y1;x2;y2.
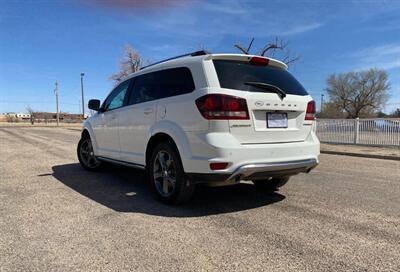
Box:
140;50;211;70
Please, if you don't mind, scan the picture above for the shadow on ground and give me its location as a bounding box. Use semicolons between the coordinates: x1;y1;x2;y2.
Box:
51;163;285;217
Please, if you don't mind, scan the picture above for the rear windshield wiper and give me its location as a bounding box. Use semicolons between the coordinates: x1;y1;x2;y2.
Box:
244;82;286;99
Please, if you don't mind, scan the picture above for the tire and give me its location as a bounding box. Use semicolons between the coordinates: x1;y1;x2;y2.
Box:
148;141;195;204
252;176;290;191
77;134;102;171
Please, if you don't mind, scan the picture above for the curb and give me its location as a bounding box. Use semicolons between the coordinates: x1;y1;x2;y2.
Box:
321;150;400;161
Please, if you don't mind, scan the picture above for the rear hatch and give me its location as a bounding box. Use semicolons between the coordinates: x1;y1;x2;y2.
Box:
212;57;314;144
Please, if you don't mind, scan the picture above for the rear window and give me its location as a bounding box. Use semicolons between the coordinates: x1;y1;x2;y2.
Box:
213;60;308;96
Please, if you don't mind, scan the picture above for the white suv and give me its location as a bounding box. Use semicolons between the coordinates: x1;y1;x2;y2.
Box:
78;51;319;204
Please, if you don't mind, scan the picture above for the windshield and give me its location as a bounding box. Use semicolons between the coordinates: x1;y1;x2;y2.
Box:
213;60;308;96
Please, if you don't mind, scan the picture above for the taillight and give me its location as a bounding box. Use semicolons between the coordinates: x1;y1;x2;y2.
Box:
249;56;269;66
195;94;249;120
305;100;316;120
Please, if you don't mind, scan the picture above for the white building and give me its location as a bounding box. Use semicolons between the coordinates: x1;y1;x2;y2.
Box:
5;113;31;120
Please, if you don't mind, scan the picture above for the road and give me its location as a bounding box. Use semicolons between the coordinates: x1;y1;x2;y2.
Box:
0;127;399;271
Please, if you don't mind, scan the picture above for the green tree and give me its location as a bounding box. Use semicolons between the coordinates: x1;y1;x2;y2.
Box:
390;108;400;118
376;111;387;118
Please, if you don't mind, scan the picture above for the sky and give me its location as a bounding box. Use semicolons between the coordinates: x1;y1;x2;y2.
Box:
0;0;399;114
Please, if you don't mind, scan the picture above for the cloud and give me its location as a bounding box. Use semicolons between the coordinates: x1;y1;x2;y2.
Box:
202;1;248;15
363;24;400;33
357;44;400;57
79;0;325;57
352;44;400;70
146;7;323;40
86;0;194;10
280;22;324;35
148;44;174;51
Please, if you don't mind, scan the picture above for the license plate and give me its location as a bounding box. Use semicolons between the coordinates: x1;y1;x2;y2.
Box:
267;113;288;128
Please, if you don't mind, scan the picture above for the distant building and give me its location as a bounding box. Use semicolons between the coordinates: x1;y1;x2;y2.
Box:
2;112;31;121
16;113;31;120
1;112;82;123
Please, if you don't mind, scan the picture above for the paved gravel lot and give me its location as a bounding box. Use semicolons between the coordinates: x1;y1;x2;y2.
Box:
1;127;399;272
321;143;400;161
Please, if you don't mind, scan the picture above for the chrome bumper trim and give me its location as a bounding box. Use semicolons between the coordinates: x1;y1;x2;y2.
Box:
227;158;318;181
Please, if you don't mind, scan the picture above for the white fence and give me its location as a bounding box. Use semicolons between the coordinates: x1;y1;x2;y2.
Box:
315;118;400;147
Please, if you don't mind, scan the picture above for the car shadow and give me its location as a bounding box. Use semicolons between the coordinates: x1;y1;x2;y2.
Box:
51;163;285;217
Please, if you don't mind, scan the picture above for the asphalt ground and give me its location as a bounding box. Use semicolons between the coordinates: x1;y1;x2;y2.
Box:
0;127;399;271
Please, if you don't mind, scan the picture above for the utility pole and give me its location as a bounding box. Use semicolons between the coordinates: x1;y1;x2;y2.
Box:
54;81;59;126
320;94;325;113
80;72;85;119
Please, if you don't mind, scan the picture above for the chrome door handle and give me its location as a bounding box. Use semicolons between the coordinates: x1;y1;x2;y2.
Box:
110;115;117;120
144;108;153;115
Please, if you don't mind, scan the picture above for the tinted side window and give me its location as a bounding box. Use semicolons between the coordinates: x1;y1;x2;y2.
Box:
102;80;130;111
128;67;195;105
128;73;158;105
157;67;195;99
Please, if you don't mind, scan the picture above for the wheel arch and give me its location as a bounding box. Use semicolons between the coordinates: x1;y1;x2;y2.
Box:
81;129;90;138
146;121;193;171
81;123;99;154
146;133;181;168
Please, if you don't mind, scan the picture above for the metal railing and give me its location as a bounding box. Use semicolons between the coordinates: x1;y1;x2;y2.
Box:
315;118;400;147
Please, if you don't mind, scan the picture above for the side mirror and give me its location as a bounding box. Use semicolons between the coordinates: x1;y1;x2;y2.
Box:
88;99;101;111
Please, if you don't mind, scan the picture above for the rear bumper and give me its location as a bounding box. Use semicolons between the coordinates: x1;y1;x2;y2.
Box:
227;158;318;181
187;158;318;184
180;127;320;185
182;130;320;174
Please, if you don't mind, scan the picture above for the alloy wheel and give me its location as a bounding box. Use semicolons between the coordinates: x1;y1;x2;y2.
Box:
79;138;100;169
153;150;176;197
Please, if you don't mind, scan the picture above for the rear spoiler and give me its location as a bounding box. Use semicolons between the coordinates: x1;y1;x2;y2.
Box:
204;54;288;70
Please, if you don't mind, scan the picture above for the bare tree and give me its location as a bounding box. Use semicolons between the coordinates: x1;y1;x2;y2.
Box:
110;44;145;83
326;68;390;118
5;114;15;123
26;105;35;125
259;37;284;56
317;101;346;119
234;37;299;66
234;38;255;55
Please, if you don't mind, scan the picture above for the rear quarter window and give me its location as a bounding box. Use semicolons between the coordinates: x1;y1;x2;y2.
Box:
213;60;308;96
128;67;195;105
157;67;195;99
